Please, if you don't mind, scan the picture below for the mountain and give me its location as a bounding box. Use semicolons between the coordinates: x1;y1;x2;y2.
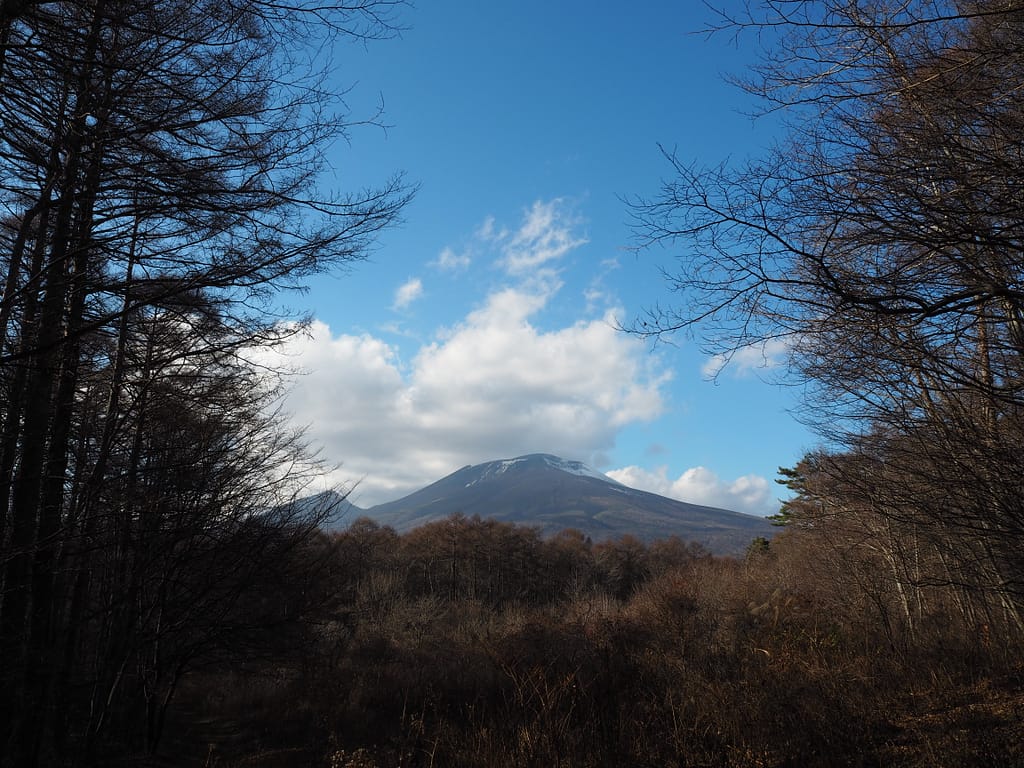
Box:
350;453;774;555
289;489;364;528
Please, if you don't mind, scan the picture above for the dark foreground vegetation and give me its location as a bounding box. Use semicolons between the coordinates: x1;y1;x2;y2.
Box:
4;0;1024;765
0;0;410;765
165;512;1024;768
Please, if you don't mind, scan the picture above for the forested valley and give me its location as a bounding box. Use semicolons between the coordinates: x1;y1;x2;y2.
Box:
2;0;1024;766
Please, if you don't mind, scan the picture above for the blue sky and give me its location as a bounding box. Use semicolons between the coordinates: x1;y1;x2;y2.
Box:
270;1;817;515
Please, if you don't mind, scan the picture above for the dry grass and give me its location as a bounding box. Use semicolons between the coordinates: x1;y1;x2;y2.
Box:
158;522;1024;768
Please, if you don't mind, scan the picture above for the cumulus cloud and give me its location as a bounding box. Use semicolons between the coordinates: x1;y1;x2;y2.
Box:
605;465;777;517
263;194;661;506
260;199;769;514
392;277;424;310
265;299;668;506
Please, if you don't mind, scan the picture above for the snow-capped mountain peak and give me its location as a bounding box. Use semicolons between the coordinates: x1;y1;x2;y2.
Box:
464;453;620;487
336;451;775;554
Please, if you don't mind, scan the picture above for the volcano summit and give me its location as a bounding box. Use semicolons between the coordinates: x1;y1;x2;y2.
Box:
345;454;774;555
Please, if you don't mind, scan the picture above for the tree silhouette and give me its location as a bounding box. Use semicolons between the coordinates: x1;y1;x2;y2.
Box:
0;1;409;764
629;0;1024;617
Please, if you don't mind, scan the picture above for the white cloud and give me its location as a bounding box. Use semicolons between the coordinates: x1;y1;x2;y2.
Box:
702;338;790;379
262;287;669;506
605;465;776;517
432;246;471;271
583;257;621;312
498;199;588;276
476;215;507;242
257;199;773;516
392;277;424;310
433;199;582;288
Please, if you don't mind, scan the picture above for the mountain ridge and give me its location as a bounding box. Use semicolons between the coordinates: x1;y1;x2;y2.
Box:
335;453;774;555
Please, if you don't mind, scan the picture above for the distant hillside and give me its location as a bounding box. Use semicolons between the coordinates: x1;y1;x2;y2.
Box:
289;489;363;528
346;453;773;555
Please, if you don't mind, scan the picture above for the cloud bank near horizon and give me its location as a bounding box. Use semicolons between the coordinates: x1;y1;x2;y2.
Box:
605;465;777;517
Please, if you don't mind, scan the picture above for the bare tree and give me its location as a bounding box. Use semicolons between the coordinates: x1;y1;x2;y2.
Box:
629;1;1024;612
0;1;410;764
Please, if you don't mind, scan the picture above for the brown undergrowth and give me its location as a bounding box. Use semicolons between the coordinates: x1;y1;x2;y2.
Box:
158;517;1024;768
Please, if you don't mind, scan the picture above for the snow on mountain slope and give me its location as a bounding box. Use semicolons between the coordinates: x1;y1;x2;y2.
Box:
337;453;775;554
463;453;621;487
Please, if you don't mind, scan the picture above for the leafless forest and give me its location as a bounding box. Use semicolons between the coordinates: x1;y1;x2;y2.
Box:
1;1;1023;766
